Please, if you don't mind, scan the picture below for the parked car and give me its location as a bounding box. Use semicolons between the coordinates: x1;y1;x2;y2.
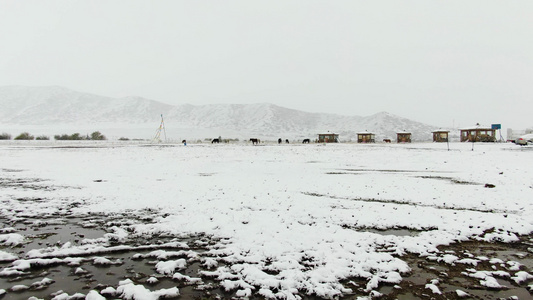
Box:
515;133;533;145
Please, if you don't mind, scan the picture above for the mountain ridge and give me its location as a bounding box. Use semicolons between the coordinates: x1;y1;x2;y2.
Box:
0;85;441;140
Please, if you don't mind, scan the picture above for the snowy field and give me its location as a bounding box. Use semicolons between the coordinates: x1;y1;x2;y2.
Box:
1;141;533;299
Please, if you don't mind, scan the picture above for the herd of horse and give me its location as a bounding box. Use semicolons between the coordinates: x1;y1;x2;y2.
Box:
211;138;308;145
249;138;311;145
193;138;393;145
181;138;312;145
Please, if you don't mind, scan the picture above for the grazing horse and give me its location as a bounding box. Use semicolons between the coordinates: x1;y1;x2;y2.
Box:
212;138;220;144
285;139;289;144
383;139;391;143
250;138;260;145
302;139;310;144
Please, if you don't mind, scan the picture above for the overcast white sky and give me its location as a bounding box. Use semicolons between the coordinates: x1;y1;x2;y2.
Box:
1;1;532;129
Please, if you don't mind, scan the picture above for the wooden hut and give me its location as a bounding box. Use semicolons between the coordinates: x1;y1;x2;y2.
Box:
357;131;375;143
397;131;412;143
432;130;449;142
318;133;339;143
460;124;496;142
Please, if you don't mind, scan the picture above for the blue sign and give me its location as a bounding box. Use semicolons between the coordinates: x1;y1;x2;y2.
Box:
491;124;501;130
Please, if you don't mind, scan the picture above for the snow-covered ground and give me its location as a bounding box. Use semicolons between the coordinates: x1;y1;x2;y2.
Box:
1;141;532;299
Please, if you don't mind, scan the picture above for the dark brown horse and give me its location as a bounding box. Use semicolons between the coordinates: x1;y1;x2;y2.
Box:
250;138;260;145
383;139;391;143
212;138;220;144
302;139;310;144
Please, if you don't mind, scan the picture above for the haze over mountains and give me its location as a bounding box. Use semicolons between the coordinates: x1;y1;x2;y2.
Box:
0;86;441;141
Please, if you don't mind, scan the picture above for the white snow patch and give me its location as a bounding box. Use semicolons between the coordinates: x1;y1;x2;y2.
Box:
146;276;159;284
512;271;533;284
86;290;106;300
0;250;17;261
172;272;203;284
10;284;29;292
155;259;187;275
74;267;88;274
30;277;54;289
99;286;116;296
507;260;522;271
104;226;128;242
51;292;86;300
92;256;122;265
0;227;15;233
202;257;219;268
2;142;533;297
0;233;24;246
425;283;441;294
116;279;180;300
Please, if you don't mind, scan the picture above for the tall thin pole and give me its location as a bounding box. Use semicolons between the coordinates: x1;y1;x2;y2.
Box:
152;114;167;143
161;114;167;143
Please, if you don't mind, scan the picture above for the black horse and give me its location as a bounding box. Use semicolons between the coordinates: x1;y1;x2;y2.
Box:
302;139;310;144
278;138;282;144
285;139;289;144
212;138;220;144
250;138;260;145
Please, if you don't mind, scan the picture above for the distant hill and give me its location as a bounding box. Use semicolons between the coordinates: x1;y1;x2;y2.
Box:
0;85;440;141
0;86;173;124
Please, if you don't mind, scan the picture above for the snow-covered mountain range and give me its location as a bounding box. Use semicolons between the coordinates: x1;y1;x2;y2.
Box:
0;85;441;141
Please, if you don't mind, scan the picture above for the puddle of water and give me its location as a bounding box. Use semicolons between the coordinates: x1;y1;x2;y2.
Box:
2;178;533;299
440;281;532;300
395;237;533;300
376;284;395;295
0;213;235;300
415;175;479;185
341;168;439;173
3;219;99;256
363;228;421;237
395;292;419;299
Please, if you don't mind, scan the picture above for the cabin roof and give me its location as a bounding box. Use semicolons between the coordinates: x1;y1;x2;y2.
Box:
460;124;494;130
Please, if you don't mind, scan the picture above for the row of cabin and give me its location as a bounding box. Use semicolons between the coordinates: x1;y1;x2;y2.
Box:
318;132;413;143
318;125;497;143
431;125;497;142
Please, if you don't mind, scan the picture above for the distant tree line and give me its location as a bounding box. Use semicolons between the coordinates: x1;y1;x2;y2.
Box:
54;131;106;140
0;131;106;141
15;132;35;140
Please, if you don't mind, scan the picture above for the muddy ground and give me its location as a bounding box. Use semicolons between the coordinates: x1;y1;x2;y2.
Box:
1;210;532;300
1;173;532;299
